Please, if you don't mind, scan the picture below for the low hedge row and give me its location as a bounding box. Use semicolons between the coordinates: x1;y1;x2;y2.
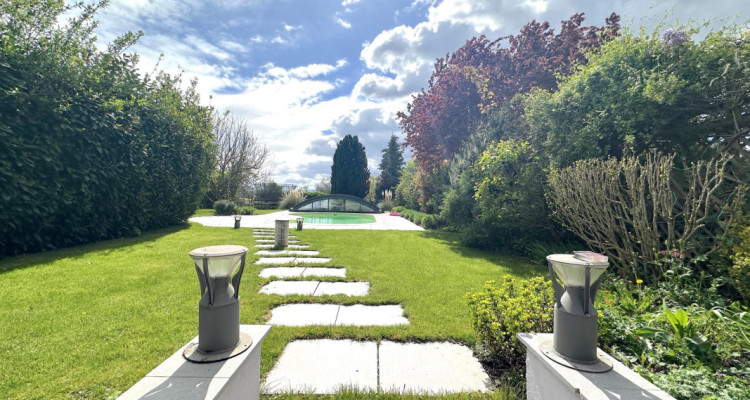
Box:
392;206;443;229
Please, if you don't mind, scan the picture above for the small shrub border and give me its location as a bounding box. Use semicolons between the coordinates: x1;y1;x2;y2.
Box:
213;200;236;215
392;206;443;229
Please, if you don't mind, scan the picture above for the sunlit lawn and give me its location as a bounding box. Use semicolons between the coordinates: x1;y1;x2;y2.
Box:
0;223;543;399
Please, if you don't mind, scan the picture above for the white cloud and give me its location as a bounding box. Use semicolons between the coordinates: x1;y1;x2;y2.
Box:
341;0;361;6
336;17;352;29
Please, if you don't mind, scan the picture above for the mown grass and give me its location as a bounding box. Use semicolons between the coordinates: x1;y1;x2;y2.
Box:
0;223;543;399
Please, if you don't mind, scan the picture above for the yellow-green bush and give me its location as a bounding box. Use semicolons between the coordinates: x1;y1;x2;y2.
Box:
466;276;554;366
730;226;750;301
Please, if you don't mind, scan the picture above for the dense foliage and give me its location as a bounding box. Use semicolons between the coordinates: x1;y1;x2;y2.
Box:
330;134;370;198
465;277;554;367
0;1;214;256
397;13;620;171
213;200;236;216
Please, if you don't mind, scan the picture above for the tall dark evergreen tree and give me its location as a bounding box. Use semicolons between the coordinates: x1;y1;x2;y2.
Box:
330;135;370;198
377;134;404;196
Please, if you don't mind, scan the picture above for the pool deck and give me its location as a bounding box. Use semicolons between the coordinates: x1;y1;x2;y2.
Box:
189;211;424;231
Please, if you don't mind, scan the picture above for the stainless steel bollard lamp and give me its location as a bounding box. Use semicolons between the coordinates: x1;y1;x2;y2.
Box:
296;217;304;231
184;245;252;363
233;215;241;229
542;253;612;373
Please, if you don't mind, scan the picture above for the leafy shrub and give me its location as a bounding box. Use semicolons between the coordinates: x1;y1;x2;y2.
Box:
729;226;750;301
213;200;236;215
645;367;750;400
303;191;327;199
597;278;750;400
279;189;306;209
237;206;255;215
465;277;554;367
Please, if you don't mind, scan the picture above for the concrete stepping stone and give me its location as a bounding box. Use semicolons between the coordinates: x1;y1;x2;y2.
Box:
379;341;490;394
255;244;311;249
259;267;307;278
259;267;346;279
260;281;320;295
268;304;408;326
295;257;331;264
256;257;296;265
301;267;347;277
256;239;301;244
263;340;489;395
335;304;407;326
260;281;369;296
268;304;340;326
264;339;377;394
314;282;369;296
253;234;297;238
255;250;320;256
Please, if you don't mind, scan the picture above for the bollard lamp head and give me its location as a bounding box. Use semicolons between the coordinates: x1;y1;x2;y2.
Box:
189;245;247;279
546;254;607;288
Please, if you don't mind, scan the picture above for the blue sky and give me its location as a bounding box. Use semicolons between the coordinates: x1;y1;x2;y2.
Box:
85;0;747;189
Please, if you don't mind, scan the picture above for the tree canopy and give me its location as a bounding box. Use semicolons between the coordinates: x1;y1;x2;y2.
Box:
397;13;620;171
330;134;370;198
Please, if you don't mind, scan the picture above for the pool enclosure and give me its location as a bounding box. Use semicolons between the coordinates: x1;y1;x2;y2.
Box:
289;194;380;213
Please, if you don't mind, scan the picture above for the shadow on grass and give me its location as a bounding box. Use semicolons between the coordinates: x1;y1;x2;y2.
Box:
0;223;191;274
418;230;545;278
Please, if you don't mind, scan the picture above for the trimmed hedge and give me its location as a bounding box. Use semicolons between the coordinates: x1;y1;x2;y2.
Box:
392;206;443;229
0;3;214;256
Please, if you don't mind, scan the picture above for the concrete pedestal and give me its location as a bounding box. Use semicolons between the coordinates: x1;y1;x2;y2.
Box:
119;325;271;400
517;333;675;400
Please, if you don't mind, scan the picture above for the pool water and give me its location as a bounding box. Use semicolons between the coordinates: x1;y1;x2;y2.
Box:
290;212;376;224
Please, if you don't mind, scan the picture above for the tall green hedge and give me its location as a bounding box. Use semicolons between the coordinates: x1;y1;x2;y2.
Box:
0;1;214;256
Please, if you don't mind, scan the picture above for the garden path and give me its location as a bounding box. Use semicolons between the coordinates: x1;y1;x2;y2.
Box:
254;228;492;394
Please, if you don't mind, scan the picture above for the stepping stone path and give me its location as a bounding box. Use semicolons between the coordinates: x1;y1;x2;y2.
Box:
259;267;347;278
260;281;369;296
255;244;310;249
252;228;490;394
264;339;490;394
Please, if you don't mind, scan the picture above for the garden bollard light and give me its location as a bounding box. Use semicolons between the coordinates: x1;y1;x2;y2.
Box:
184;245;252;363
296;217;304;231
234;215;241;229
542;252;612;372
274;219;289;248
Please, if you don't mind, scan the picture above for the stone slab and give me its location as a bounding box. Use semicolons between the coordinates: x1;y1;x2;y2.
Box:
301;267;347;277
267;304;340;326
256;257;296;265
260;281;320;295
295;257;332;264
264;339;377;394
335;304;409;326
255;239;301;244
314;282;370;296
379;341;490;394
255;250;320;256
258;267;306;278
267;304;409;326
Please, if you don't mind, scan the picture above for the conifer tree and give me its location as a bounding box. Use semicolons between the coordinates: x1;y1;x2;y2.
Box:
330;135;370;198
377;135;404;197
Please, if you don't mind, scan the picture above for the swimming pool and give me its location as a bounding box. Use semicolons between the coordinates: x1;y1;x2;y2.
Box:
290;212;376;224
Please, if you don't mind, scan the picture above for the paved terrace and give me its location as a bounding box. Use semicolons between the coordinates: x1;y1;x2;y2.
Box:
189;210;424;231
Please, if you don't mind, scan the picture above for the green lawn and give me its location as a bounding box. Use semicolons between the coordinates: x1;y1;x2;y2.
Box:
0;224;543;399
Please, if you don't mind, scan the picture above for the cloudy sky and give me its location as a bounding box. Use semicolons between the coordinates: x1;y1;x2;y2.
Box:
84;0;747;189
